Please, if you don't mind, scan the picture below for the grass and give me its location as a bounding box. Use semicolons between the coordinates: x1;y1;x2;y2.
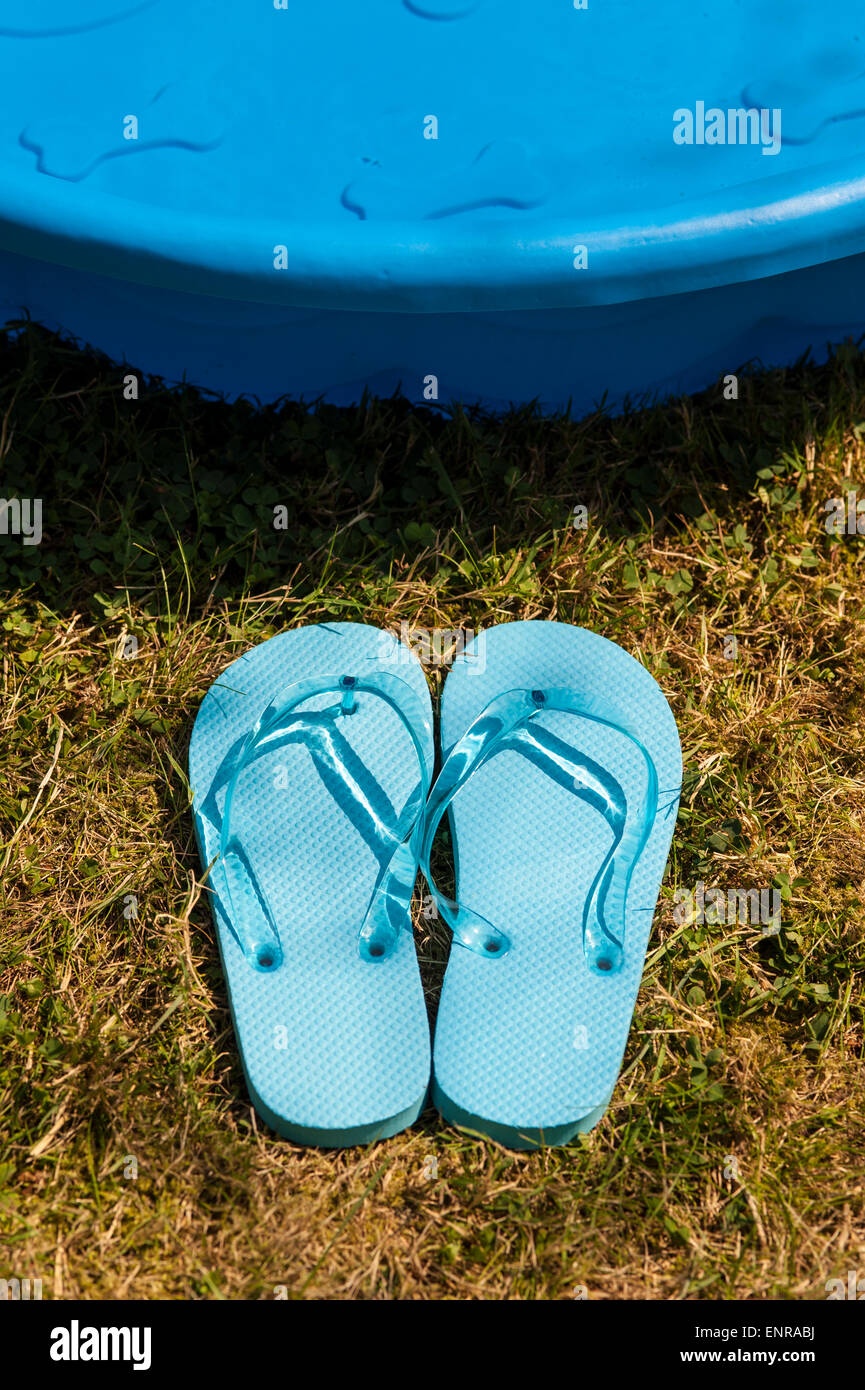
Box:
0;322;863;1300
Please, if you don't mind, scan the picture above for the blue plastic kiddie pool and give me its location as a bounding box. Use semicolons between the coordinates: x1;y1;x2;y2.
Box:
2;1;865;414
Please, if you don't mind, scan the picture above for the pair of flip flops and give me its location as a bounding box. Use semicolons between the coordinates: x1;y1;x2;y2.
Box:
189;620;681;1150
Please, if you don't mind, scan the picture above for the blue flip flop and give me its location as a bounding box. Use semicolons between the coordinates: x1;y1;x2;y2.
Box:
421;620;682;1149
189;622;434;1148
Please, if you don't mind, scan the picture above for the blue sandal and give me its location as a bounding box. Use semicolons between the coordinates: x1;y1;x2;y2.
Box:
422;620;681;1149
189;622;434;1147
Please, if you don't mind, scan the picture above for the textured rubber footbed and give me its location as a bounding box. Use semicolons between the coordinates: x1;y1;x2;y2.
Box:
189;623;433;1146
1;2;864;311
433;621;682;1148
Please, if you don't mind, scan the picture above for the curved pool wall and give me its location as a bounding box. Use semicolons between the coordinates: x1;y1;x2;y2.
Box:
3;3;865;415
4;247;865;414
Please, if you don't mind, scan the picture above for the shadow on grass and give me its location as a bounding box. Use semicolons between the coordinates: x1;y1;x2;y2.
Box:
3;319;863;612
2;319;864;1197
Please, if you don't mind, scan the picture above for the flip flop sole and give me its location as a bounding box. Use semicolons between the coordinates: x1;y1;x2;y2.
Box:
189;622;433;1147
433;620;682;1149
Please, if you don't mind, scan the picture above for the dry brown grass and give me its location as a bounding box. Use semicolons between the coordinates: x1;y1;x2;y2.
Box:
0;327;863;1299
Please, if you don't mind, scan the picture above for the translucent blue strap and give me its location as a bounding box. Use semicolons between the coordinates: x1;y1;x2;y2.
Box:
419;687;659;975
215;670;432;971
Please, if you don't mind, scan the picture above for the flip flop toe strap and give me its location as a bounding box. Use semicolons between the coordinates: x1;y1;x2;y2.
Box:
211;670;432;971
420;686;659;975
